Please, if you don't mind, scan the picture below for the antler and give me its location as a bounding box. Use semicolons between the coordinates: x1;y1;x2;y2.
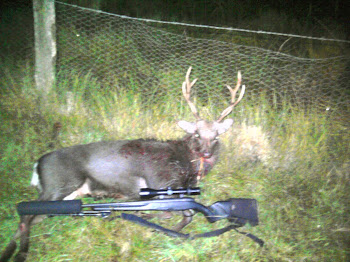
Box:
182;66;201;120
217;71;245;122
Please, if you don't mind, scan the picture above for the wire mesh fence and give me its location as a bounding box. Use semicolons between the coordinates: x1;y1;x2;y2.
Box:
55;2;350;114
1;2;349;115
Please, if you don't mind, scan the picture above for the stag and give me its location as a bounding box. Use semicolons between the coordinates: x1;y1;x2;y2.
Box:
1;67;245;262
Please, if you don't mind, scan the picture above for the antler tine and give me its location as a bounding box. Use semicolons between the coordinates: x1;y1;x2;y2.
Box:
182;66;201;120
217;71;245;122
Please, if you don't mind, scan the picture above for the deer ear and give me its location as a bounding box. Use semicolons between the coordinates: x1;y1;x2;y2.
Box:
177;120;197;134
217;119;234;134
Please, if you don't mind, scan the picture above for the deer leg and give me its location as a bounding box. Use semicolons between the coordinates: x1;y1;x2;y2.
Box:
138;211;173;220
172;210;194;232
0;214;39;262
0;239;17;262
12;215;36;262
139;210;194;232
90;191;126;201
3;186;80;262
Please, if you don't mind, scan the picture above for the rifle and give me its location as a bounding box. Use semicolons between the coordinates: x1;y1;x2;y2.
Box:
17;187;264;246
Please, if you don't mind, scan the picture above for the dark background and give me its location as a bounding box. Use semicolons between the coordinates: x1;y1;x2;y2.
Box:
0;0;349;38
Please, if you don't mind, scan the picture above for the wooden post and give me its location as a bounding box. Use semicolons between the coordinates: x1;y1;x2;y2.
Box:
33;0;56;102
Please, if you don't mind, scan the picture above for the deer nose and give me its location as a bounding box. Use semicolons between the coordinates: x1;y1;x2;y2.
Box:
203;152;211;158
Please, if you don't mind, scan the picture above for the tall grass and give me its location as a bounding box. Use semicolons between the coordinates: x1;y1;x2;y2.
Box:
0;61;349;261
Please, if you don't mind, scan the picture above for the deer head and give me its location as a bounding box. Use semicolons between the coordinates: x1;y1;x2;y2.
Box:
178;66;245;159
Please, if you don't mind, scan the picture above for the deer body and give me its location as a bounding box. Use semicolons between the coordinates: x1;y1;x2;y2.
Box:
1;67;245;262
32;129;224;202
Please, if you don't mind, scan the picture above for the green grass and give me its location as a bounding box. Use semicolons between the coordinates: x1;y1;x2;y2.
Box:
0;61;349;261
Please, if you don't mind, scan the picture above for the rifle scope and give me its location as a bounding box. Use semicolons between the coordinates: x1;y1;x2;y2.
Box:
139;187;200;198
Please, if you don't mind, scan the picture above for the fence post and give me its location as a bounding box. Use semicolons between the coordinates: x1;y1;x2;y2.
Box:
33;0;56;103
